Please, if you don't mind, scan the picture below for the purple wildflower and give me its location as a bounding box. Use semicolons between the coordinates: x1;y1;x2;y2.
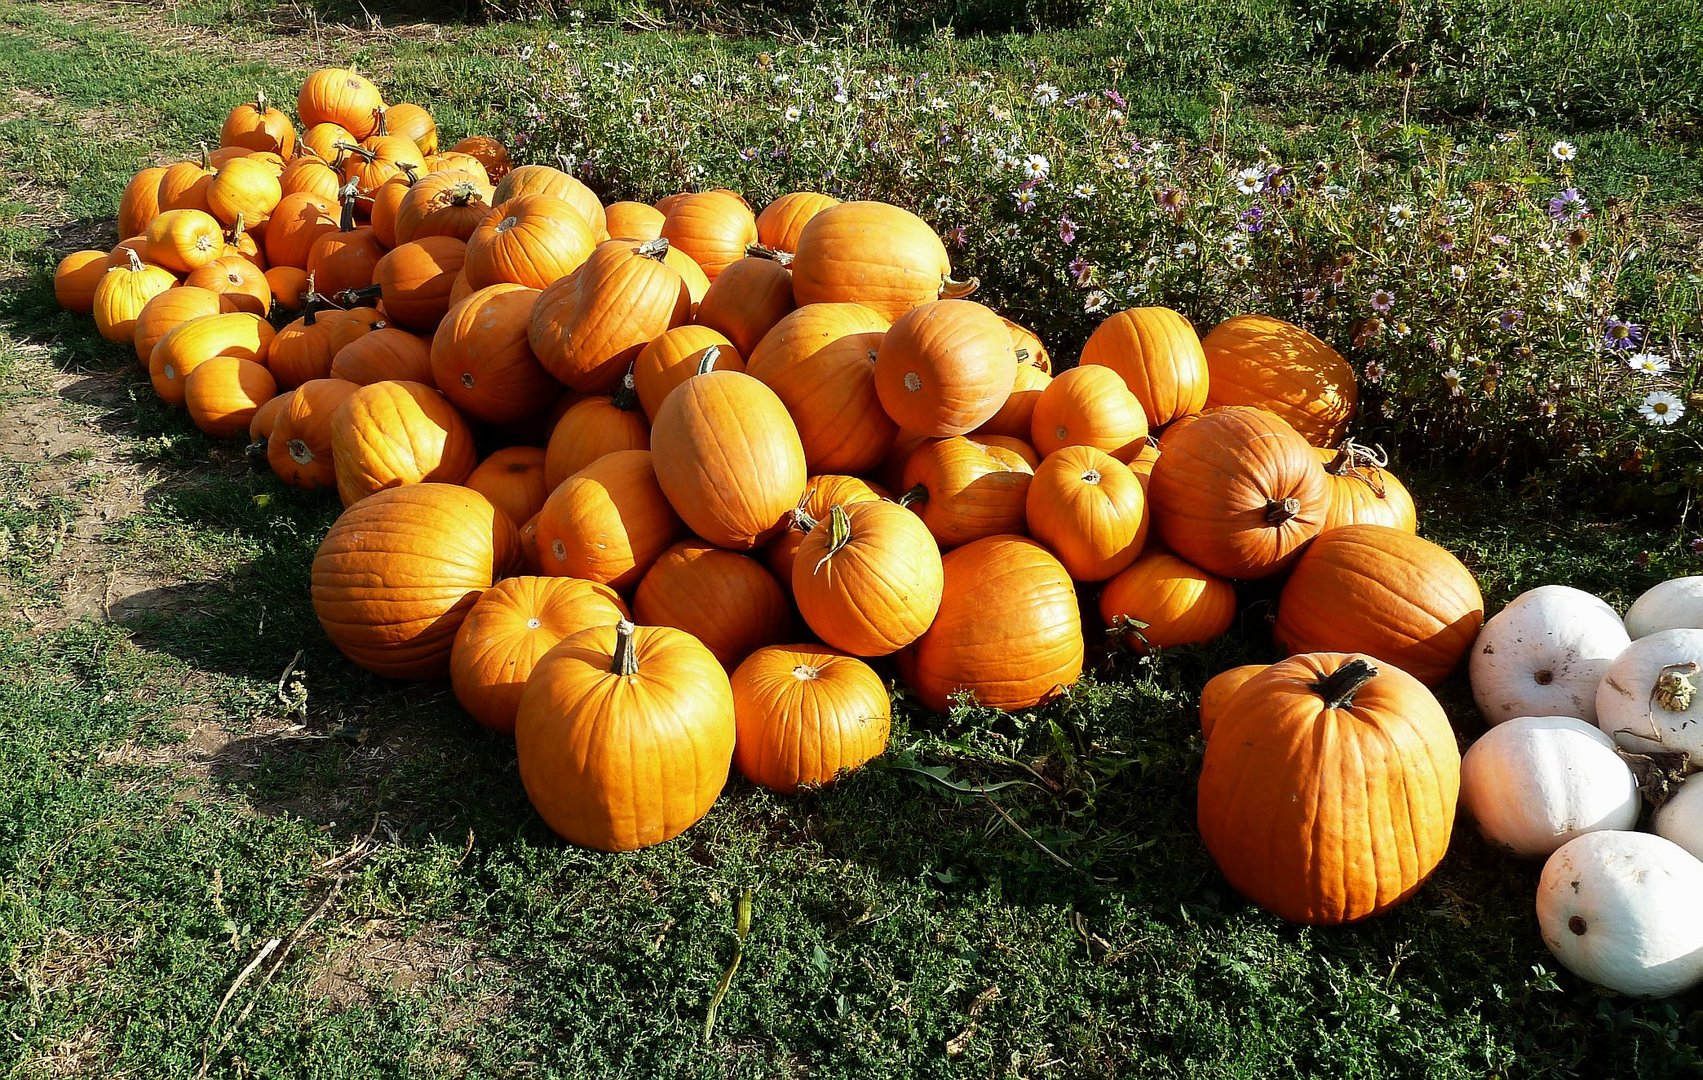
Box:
1548;188;1589;221
1689;537;1703;556
1103;88;1126;109
738;146;759;162
1603;317;1643;351
1239;206;1265;233
1370;288;1395;313
1300;286;1322;307
1059;216;1077;245
1067;256;1091;285
1156;187;1186;214
1498;309;1523;331
944;225;968;248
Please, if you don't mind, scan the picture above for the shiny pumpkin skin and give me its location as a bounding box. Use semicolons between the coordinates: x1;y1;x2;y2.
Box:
1028;363;1150;461
730;645;890;793
1003;317;1052;374
264;191;336;269
312;483;519;680
973;363;1051;440
745;302;895;475
184;356;278;438
604;201;665;241
1146;406;1327;580
330;379;479;507
118;166;167;240
533;449;683;589
634;541;792;669
529;238;693;393
149;312;276;406
53;250;111;314
1199;663;1268;740
221;94;297;157
492;165;607;241
297;67;384;139
793;500;944;658
1099;551;1237;651
375;235;468;332
1197;653;1460;924
790;201;956;321
515;621;736;851
695;256;795;360
268;377;359;488
1025;445;1148;582
1079;306;1208;428
659;190;758;281
94;255;178;343
330;326;434;385
763;474;887;586
183;255;272;316
1274;524;1484;687
465;194;597;291
874;300;1017;437
1314;445;1419;534
632;325;743;422
900;435;1036;549
1202;314;1359;447
394;171;492;246
429;283;558;424
755;191;839;254
271;307;384;389
206;156;283;230
542;392;651;489
132;285;225;364
450;575;629;734
900;536;1084;714
385;102;440;156
651;370;808;550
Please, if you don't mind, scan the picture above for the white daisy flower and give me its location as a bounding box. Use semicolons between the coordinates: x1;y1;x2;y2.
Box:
1386;203;1417;227
783;105;802;123
1551;140;1577;163
1441;368;1465;396
689;72;707;87
1110;152;1133;170
1021;153;1051;180
1640;390;1685;425
1012;188;1038;212
1627;353;1671;375
1234;167;1264;195
1229;252;1252;270
1319;183;1348;202
1084;290;1109;313
1450;265;1467;283
1174;240;1197;257
1072;182;1096;199
1033;82;1060;106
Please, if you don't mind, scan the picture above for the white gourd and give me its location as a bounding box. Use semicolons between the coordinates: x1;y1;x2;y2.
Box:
1469;585;1628;726
1460;715;1639;858
1653;780;1703;862
1624;576;1703;640
1595;628;1703;757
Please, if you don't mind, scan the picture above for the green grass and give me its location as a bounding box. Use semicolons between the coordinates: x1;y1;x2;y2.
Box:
2;1;1702;1077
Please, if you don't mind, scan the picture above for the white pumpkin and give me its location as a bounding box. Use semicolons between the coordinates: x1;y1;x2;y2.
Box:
1460;715;1640;858
1595;628;1703;756
1654;779;1703;862
1625;576;1703;639
1469;585;1629;726
1536;830;1703;998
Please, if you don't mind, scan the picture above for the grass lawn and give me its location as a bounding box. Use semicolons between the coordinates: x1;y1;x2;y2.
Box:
1;1;1701;1076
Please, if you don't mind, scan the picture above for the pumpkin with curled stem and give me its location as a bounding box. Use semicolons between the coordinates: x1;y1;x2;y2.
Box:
789;201;976;321
330;379;478;507
731;645;890;793
1202;314;1358;446
1315;441;1418;533
764;475;887;587
634;541;791;669
793;501;943;658
1079;305;1208;428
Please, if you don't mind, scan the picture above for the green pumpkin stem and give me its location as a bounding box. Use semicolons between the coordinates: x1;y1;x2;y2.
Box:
1312;658;1379;710
811;505;854;575
612;364;640;411
610;619;639;676
399;160;420;186
335;139;378;164
199;141;210;170
1263;497;1301;524
635;237;671;261
898;483;929;508
693;345;722;377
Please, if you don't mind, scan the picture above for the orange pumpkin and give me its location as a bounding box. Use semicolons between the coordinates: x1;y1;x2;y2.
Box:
694;255;795;360
492;164;606;240
901;536;1083;713
206;156;282;229
1202;314;1358;446
248;388;293;446
533;449;683;589
330;325;434;385
542;388;650;489
183;255;272;316
311;483;520;679
790;201;971;320
463;446;551;530
157;154;215;213
1029;364;1150;461
604;200;665;241
266;266;311;312
370;235;464;332
184;356;278;438
463;194;595;291
297;68;384;139
53;250;111;314
300;122;356;166
973;362;1051;440
1199;663;1267;740
144;209;223;274
270;304;382;388
763;474;886;586
745;302;895;475
659;190;757;281
874;299;1017;437
305;194;385;297
267;377;359;488
631;325;742;421
1197;653;1460;924
755;191;839;255
1315;443;1418;534
529;238;692;392
118;166;167;240
221;90;297;156
1004;318;1052;373
263;191;336;269
899;435;1036;549
793;501;943;658
1274;524;1484;686
394;171;493;246
330;380;479;506
515;619;735;851
149;311;275;404
450;136;512;182
279;153;343;204
1025;446;1148;581
633;541;791;669
385;102;439;156
132;285;225;364
367;165;418;249
1079;306;1209;428
1099;552;1236;650
450;575;628;734
425;151;491;187
730;645;890;793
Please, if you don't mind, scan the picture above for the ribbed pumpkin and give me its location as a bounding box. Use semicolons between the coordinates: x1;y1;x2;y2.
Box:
900;436;1036;549
731;645;890;793
150;311;275;406
297;68;383;139
1029;364;1150;460
463;447;551;529
271;305;382;388
1274;524;1484;686
529;238;692;392
53;250;110;314
659;190;758;281
793;501;943;657
1202;315;1358;446
973;363;1051;440
425;151;491;186
1100;552;1236;650
1199;663;1268;740
902;536;1083;713
428;282;554;425
632;326;742;421
651;367;808;550
464;194;596;291
372;235;465;332
267;377;359;488
305;194;385;297
336;134;429;198
515;619;735;851
330;380;478;506
491;164;607;240
1314;444;1418;534
221;90;296;156
118;166;166;241
874;300;1017;437
385;102;439;156
1025;446;1148;582
605;200;665;241
394;171;492;245
206;156;282;229
133;285;224;364
91;251;174;344
695;256;795;359
451;136;512;182
299;122;356;165
764;474;887;586
183;255;272;316
311;483;520;680
1197;653;1460;924
1079;306;1209;428
450;575;628;734
790;201;971;320
184;357;278;438
755;191;839;255
1004;318;1052;373
541;387;650;488
330;326;434;385
533;449;682;589
367;166;417;249
1147;406;1327;579
267;266;311;311
138;209;219;276
263;191;336;269
157;155;214;213
746;302;895;475
634;541;791;669
278;153;343;204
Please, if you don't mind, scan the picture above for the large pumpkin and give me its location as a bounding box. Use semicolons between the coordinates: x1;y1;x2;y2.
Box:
1028;363;1150;460
1275;524;1483;686
394;171;493;246
297;67;383;139
1197;653;1460;924
491;164;606;240
430;283;558;424
874;299;1016;437
694;256;795;359
374;235;467;332
633;541;791;669
533;449;682;589
515;619;736;851
330;326;434;385
793;501;943;658
330;379;479;506
899;435;1036;549
1024;446;1147;582
465;194;597;291
184;357;278;438
450;575;628;734
730;645;890;793
1078;306;1208;428
1146;406;1327;579
790;201;971;321
1099;551;1236;650
650;368;808;550
659;190;758;281
1315;443;1418;534
901;536;1083;713
529;237;692;392
132;285;225;364
268;377;359;488
149;311;276;406
542;388;650;488
1202;314;1358;446
764;474;887;586
463;446;551;530
745;302;895;475
311;483;520;680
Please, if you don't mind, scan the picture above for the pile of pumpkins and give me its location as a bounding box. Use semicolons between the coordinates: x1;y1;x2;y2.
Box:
57;69;1507;918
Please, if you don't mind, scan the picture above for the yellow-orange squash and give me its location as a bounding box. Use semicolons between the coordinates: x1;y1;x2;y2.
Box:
730;644;890;793
330;379;479;507
746;302;895;475
874;299;1016;437
1202;314;1358;446
184;356;278;438
533;449;682;589
1025;446;1148;582
1315;444;1419;534
633;541;791;669
790;201;970;321
1079;306;1209;428
1099;552;1237;651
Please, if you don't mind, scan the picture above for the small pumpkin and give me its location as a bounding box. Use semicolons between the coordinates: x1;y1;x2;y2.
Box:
394;171;493;246
183;255;272;316
270;303;383;388
1099;551;1236;651
874;299;1017;437
206;156;282;229
541;384;650;488
634;541;791;669
118;166;167;240
305;191;385;297
899;435;1035;549
221;90;297;156
533;449;683;589
1202;314;1358;446
330;325;434;385
248;388;293;446
529;237;693;392
53;250;110;314
695;256;795;359
430;283;559;425
1079;306;1208;428
632;326;742;421
367;165;418;249
184;357;278;438
764;475;887;587
1198;664;1267;740
385;102;439;156
755;191;839;255
746;302;895;475
465;194;597;291
1025;446;1147;582
338;132;426;199
144;208;224;275
300;122;357;166
1004;318;1052;374
1469;585;1629;726
94;251;177;344
330;379;479;506
731;645;890;793
790;201;972;321
297;68;384;139
264;191;337;269
1029;363;1150;461
157;153;215;213
279;153;343;204
793;502;944;658
266;266;311;312
267;377;359;489
660;190;758;281
463;446;551;530
1315;443;1418;533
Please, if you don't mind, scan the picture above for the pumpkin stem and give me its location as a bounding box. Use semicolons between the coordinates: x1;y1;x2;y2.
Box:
610;619;639;676
898;483;929;508
556;153;575;174
374;105;389;137
1014;346;1031;364
337;181;361;231
255;89;268;113
635;237;671;261
335;284;383;308
335;139;377;163
229;212;249;245
939;274;980;300
1653;662;1700;713
199;141;210;170
1263;497;1301;524
693;345;722;377
787;484;820;534
1311;658;1379;710
447;179;481;205
301;274;322;323
1326;439;1390;498
743;242;793;267
399;160;420;186
124;247;145;273
612;364;640;411
811;504;854;575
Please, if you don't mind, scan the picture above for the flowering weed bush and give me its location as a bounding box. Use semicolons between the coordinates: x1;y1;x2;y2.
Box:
499;26;1702;515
